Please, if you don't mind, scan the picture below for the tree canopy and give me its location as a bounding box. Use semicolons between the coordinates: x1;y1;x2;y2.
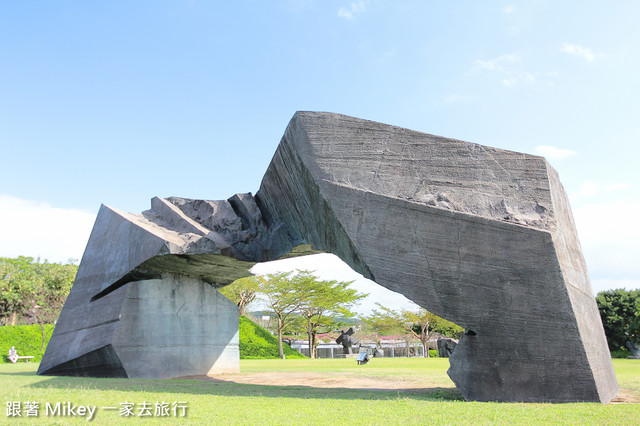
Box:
0;257;77;326
596;288;640;352
364;303;463;357
295;270;366;358
219;275;261;316
0;257;77;351
256;271;310;359
251;270;365;359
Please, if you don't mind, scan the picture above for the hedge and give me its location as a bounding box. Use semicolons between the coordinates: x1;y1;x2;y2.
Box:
2;319;305;363
239;316;306;359
0;324;54;363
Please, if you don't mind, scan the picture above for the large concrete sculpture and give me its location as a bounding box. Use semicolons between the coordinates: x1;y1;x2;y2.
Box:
39;111;618;402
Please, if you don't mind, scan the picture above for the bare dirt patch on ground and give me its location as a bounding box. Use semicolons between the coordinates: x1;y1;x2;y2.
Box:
609;389;639;404
179;372;639;403
179;371;452;393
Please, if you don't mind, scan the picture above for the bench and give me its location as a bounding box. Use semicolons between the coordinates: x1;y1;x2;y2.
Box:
10;355;34;363
7;348;34;364
356;351;369;365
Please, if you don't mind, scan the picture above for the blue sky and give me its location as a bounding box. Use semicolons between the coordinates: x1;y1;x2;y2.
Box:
1;1;638;309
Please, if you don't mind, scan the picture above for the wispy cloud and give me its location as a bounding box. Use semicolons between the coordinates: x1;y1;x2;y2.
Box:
473;54;536;87
502;5;516;14
560;43;600;62
502;72;535;87
534;145;577;160
338;1;366;20
475;53;521;71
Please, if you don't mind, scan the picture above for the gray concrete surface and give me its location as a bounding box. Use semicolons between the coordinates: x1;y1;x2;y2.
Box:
112;275;239;378
256;112;618;403
39;111;617;403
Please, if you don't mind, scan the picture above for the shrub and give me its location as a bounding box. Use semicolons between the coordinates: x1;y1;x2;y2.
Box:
610;349;632;359
239;316;306;359
0;324;55;363
428;349;438;358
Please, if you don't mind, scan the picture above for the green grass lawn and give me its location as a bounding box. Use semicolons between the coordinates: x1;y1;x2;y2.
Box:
0;358;638;424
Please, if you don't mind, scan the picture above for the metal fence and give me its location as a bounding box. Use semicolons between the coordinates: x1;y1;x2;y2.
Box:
291;342;430;358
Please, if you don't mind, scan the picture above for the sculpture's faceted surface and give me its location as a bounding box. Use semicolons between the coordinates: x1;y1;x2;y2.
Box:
37;203;242;378
257;112;617;403
40;111;617;402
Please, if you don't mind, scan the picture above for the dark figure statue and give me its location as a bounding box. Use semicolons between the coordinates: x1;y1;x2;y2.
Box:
626;341;640;358
336;327;359;354
437;337;458;358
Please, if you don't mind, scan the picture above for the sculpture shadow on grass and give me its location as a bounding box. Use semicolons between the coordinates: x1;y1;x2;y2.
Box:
27;376;464;402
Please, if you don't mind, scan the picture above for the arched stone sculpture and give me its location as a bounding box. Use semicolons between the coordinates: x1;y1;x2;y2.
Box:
39;112;618;403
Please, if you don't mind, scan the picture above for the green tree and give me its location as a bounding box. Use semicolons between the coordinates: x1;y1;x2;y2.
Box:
0;257;38;325
403;308;442;358
296;271;366;358
219;275;261;316
0;257;76;351
365;304;460;358
31;262;76;350
258;272;312;359
364;304;414;356
596;288;640;352
432;317;465;339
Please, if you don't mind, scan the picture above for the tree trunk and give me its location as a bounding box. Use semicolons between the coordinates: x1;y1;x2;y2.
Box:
40;322;46;352
310;332;317;359
277;317;285;359
422;340;428;358
10;312;16;326
307;330;315;359
406;340;410;357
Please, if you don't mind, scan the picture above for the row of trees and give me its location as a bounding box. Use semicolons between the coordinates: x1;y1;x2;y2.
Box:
224;274;640;360
4;255;636;359
221;271;366;359
221;271;464;359
364;304;463;358
0;257;464;360
0;257;77;349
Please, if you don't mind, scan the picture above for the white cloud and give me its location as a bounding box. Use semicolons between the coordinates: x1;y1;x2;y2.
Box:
338;1;366;20
503;71;534;87
560;43;600;62
0;194;96;263
573;199;640;291
502;5;516;14
534;145;577;160
474;53;521;71
473;54;537;87
251;253;420;315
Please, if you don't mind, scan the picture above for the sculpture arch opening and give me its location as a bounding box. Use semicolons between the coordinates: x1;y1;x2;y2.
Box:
39;111;618;403
244;251;462;359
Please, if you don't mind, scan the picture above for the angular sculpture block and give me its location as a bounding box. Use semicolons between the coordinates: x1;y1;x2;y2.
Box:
40;111;618;403
38;203;240;378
